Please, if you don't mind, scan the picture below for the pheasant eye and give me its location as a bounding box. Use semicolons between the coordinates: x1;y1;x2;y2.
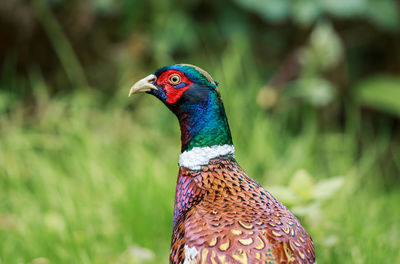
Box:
169;74;181;85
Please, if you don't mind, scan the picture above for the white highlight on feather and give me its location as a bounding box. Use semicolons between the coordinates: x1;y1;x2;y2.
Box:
179;144;235;170
183;245;199;264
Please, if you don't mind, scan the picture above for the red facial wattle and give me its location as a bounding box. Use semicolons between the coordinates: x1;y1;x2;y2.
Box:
156;70;193;104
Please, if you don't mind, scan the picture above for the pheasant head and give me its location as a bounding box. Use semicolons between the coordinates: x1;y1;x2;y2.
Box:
130;64;233;153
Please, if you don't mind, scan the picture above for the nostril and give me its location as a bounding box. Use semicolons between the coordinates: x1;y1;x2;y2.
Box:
148;76;157;83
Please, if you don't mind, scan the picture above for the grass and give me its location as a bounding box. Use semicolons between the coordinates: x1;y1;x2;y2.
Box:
1;42;400;264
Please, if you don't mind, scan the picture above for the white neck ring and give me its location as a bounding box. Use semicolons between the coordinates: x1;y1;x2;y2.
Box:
178;144;235;170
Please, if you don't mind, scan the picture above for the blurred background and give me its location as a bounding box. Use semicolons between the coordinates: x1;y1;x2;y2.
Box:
1;0;400;263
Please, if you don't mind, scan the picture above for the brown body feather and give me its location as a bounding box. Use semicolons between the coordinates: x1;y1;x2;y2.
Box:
170;155;315;264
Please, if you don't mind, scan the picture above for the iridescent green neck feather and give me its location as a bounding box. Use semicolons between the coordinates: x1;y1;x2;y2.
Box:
176;87;233;152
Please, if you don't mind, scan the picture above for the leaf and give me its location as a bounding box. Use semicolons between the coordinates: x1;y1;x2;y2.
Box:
267;185;299;206
289;169;315;201
321;0;367;17
291;0;322;26
93;0;115;12
365;0;399;31
292;202;322;226
356;75;400;116
313;176;344;201
321;0;399;30
293;78;336;107
303;21;343;70
234;0;290;22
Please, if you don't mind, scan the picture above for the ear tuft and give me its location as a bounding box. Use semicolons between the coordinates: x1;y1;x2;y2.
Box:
178;64;217;86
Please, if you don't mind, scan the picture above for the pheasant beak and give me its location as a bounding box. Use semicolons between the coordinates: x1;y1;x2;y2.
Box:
128;74;158;97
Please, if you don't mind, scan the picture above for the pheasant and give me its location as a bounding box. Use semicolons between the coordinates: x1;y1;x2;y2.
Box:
129;64;315;264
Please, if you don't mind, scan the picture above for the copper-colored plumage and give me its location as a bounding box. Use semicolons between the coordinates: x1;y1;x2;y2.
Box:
170;155;315;264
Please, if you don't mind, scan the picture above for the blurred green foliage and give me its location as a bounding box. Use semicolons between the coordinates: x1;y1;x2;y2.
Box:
356;75;400;116
1;0;400;263
235;0;399;29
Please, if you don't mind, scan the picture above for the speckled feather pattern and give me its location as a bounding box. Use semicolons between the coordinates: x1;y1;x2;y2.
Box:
170;155;315;264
